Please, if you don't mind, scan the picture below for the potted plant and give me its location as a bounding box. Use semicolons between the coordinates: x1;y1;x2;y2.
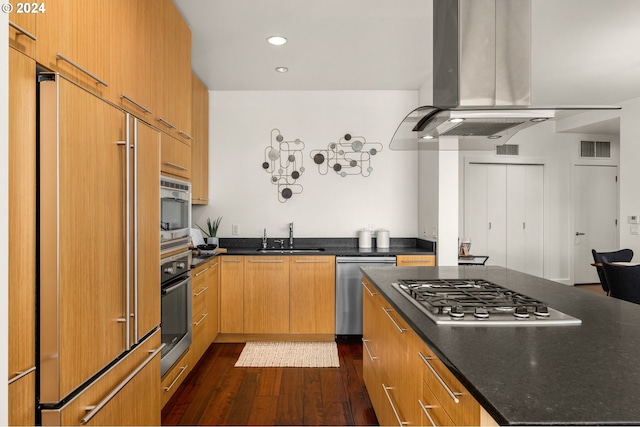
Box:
197;216;222;246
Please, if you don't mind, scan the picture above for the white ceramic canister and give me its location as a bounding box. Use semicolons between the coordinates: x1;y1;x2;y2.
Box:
377;229;390;249
358;229;372;248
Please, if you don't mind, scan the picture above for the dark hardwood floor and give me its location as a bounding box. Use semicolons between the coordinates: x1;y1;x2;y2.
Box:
161;342;378;426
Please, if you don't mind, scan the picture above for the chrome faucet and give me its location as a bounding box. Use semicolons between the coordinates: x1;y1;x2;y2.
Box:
289;222;294;248
262;228;268;249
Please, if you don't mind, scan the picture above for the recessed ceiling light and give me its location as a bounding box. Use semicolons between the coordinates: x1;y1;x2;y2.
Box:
275;67;289;73
267;36;287;46
421;135;434;139
449;118;465;123
487;135;502;139
530;118;548;122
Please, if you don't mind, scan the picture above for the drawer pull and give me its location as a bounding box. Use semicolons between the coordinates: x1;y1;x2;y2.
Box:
223;259;241;263
178;131;193;140
195;267;210;277
210;261;219;268
8;366;36;384
120;94;152;114
194;312;208;326
9;21;37;40
400;259;432;263
163;161;189;171
248;259;284;263
362;338;378;361
418;399;437;427
157;117;177;129
362;281;378;296
382;307;407;333
81;344;165;424
382;384;409;426
56;53;109;87
294;260;329;263
163;364;188;392
194;286;209;296
418;352;462;403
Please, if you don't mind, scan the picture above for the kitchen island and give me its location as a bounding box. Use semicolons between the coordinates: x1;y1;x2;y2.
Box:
361;266;640;425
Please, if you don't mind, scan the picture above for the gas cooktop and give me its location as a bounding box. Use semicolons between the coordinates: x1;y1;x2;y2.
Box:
392;279;581;326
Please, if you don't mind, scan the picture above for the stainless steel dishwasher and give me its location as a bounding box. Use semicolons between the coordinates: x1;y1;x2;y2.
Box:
335;255;396;339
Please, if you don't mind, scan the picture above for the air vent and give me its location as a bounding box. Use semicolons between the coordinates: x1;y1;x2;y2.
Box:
496;144;519;156
581;140;611;158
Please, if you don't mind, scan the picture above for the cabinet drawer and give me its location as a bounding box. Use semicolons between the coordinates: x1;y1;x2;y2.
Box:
161;348;191;408
417;346;480;426
42;330;162;426
9;370;36;426
192;284;209;316
397;255;436;266
161;133;192;180
419;379;455;426
9;18;36;58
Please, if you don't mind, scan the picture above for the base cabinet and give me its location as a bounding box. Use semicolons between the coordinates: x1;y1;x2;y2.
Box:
289;256;335;334
362;277;498;427
220;256;244;333
161;349;191;409
397;254;436;267
8;372;36;426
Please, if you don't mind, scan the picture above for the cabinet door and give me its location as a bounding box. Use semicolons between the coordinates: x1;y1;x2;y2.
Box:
220;257;244;333
191;73;209;204
8;371;36;426
396;255;436;267
9;48;36;382
244;257;290;334
208;260;220;341
134;120;161;343
9;12;36;58
161;133;192;180
289;256;335;334
161;349;191;408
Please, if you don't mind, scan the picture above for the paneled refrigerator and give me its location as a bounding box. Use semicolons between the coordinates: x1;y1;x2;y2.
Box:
38;73;162;425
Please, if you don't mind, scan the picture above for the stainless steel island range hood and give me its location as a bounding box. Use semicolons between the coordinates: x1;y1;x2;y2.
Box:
390;0;620;150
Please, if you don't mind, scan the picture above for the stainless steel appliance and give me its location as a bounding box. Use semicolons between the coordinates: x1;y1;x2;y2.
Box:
161;176;191;254
393;279;581;326
38;73;162;413
160;250;192;376
335;256;396;338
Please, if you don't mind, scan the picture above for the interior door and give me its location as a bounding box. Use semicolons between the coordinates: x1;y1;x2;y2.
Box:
573;165;618;284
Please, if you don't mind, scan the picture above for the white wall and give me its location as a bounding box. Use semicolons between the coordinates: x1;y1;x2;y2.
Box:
619;97;640;252
1;13;9;425
194;90;420;239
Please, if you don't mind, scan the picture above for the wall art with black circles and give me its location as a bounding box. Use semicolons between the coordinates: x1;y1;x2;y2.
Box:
262;129;305;202
310;133;383;177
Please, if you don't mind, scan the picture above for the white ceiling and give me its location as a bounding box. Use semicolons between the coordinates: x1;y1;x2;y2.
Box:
175;0;640;133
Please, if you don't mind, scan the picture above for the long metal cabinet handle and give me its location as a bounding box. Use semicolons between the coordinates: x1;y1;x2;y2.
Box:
124;117;131;351
382;384;409;426
193;313;208;326
400;259;431;263
362;281;378;296
80;344;165;424
417;399;437;427
210;261;219;268
120;94;152;114
248;260;284;263
8;366;36;385
361;339;378;361
157;117;177;129
56;53;109;87
9;21;37;40
132;118;139;345
163;365;188;392
382;307;407;333
418;352;461;403
294;260;329;263
163;161;188;171
178;131;193;140
194;267;210;277
223;259;241;263
194;286;209;296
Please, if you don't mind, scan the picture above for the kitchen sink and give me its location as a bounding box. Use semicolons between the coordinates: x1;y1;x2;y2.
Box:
256;248;325;254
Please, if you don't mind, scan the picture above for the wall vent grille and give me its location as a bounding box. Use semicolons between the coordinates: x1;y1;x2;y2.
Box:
496;144;519;156
581;140;611;158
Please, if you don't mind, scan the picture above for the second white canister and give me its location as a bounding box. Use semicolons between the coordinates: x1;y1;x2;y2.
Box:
358;230;372;248
376;229;390;249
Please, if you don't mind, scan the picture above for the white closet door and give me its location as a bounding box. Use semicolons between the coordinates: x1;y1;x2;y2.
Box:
523;165;544;276
465;164;489;258
506;166;526;272
487;165;507;267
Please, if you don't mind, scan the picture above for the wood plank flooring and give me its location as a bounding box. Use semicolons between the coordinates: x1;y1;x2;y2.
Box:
161;342;378;426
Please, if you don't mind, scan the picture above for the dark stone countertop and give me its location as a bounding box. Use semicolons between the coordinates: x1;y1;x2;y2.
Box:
361;266;640;425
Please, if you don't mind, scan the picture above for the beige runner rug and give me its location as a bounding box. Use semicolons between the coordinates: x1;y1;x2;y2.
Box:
234;342;340;368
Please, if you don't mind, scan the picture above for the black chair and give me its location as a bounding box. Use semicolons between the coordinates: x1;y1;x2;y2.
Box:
592;249;634;294
601;256;640;304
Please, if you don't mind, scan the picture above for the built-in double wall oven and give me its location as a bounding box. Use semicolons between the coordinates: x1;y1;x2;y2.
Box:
161;176;191;255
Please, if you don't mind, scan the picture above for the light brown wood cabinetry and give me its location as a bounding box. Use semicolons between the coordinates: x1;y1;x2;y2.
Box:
208;260;220;341
8;47;36;400
290;256;336;334
397;254;437;267
161;349;191;409
244;257;291;334
41;331;162;426
9;12;36;58
9;371;35;426
220;256;245;333
362;277;498;426
191;72;210;204
161;132;192;180
191;258;219;364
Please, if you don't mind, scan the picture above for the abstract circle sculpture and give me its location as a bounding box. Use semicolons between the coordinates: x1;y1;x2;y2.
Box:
263;129;305;202
310;133;383;177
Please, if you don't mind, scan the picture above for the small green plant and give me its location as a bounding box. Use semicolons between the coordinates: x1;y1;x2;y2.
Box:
197;216;222;237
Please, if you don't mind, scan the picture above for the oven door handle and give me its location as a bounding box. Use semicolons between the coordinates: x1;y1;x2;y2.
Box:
162;276;191;295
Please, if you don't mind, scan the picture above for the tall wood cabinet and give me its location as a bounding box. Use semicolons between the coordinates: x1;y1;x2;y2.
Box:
191;72;210;204
465;163;544;276
8;45;37;427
